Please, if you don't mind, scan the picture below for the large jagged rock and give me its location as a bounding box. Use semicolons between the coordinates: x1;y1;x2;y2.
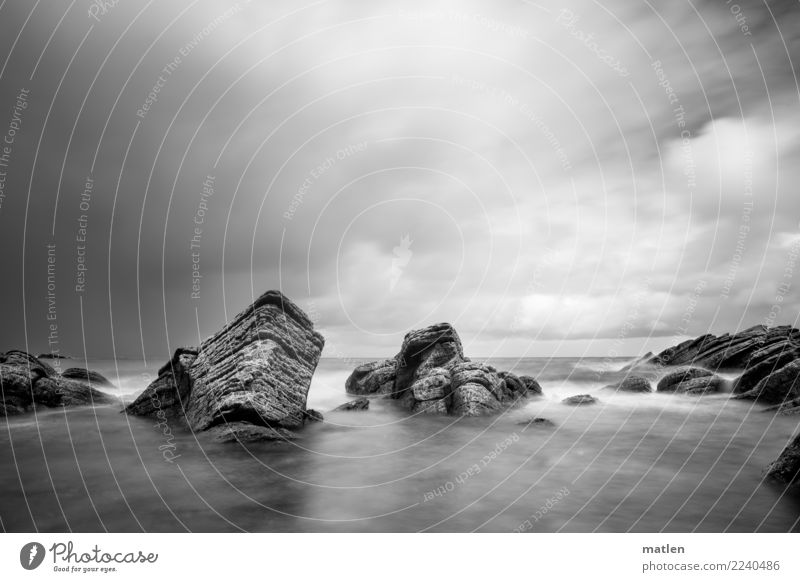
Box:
344;323;539;416
766;432;800;486
0;351;112;416
125;291;325;440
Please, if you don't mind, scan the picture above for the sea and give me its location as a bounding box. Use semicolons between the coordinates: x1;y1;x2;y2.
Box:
1;356;799;532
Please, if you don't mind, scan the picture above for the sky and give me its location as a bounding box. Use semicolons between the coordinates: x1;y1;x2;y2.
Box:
0;0;798;360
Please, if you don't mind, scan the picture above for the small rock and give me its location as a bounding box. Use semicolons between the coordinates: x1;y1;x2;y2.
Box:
517;417;556;428
304;409;324;422
333;397;370;411
563;394;598;406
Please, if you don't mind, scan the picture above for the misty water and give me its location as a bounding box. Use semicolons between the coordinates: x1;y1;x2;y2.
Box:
2;357;799;532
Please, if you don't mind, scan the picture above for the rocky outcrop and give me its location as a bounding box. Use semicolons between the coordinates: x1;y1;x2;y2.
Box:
735;360;800;405
344;323;540;416
0;351;112;415
766;432;800;486
563;394;598;406
603;376;652;393
62;367;115;388
125;291;325;440
629;325;800;403
333;397;370;411
644;325;800;370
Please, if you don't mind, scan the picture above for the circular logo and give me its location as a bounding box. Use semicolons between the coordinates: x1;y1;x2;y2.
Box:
19;542;46;570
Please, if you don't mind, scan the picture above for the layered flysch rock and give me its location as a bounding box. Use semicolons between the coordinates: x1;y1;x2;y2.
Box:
0;350;113;416
624;325;800;402
641;325;800;370
125;290;325;440
344;323;540;416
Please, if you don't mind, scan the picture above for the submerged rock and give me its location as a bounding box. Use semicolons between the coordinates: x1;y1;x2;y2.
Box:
517;417;556;428
0;351;112;416
603;376;652;393
62;367;115;388
563;394;598;406
125;290;325;440
344;323;541;416
333;397;370;411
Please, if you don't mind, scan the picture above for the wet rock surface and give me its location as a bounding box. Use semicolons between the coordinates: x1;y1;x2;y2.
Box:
125;290;324;440
0;351;113;416
345;323;541;416
562;394;598;406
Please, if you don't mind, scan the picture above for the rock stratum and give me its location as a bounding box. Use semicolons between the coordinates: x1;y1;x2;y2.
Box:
345;323;541;416
625;324;800;403
0;350;113;415
125;290;325;441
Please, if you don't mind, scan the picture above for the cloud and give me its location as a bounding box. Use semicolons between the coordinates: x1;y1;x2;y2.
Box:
0;0;799;358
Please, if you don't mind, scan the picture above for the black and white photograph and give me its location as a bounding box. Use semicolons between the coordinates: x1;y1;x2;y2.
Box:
1;0;799;577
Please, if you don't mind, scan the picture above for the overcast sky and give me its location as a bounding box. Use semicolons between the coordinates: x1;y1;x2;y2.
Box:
0;0;799;360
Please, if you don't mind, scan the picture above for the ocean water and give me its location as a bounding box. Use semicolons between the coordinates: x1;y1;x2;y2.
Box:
1;356;799;532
